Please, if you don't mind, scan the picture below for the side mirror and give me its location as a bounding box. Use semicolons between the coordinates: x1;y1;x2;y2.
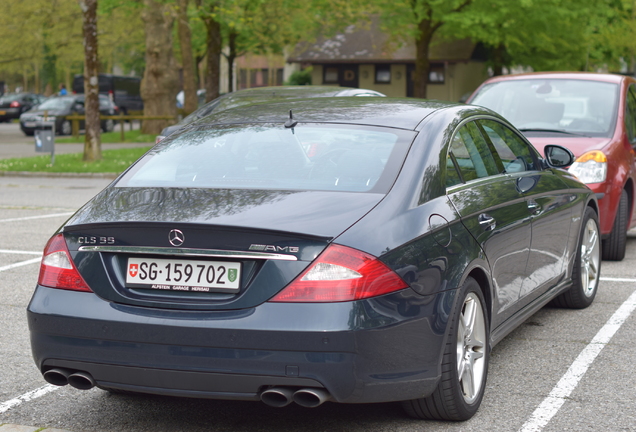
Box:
543;144;574;168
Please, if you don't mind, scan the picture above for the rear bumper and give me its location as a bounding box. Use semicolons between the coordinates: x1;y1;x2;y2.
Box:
0;108;21;120
28;286;452;404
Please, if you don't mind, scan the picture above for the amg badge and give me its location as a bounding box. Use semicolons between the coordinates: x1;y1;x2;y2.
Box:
249;244;299;253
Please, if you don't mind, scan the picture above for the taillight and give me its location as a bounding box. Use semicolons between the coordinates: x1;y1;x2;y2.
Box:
270;244;408;302
10;101;20;108
38;234;92;292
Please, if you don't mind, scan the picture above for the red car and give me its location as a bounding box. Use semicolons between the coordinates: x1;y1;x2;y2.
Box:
468;72;636;260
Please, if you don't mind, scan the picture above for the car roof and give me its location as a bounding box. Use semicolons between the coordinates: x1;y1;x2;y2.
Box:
211;86;385;112
481;71;630;85
189;97;468;131
221;85;384;100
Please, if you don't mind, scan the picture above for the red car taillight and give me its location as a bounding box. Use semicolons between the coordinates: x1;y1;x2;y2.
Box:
270;244;408;303
9;101;20;108
38;234;92;292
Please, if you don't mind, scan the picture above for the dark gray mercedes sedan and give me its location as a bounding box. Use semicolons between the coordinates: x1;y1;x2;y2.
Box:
28;98;600;421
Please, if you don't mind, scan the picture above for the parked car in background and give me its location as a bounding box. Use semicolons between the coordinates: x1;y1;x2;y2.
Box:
20;94;117;136
29;97;599;421
0;93;46;122
468;72;636;260
156;85;386;142
72;74;143;114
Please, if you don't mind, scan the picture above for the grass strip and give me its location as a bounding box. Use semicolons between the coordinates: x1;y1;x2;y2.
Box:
55;129;156;144
0;147;151;174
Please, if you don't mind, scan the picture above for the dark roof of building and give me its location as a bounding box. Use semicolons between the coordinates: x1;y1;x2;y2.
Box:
288;18;482;64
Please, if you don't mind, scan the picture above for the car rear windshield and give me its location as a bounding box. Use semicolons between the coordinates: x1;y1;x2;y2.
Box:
471;79;619;137
38;97;75;111
0;94;23;103
117;123;415;193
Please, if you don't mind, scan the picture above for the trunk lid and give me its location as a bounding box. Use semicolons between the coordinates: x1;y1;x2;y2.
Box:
63;187;385;310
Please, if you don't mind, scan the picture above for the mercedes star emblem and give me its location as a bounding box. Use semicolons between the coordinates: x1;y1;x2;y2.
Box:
168;229;185;247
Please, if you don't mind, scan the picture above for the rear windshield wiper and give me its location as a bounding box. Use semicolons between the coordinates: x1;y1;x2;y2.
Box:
518;128;590;137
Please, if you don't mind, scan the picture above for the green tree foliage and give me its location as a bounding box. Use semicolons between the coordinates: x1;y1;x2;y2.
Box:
99;1;146;75
586;0;636;72
0;0;84;93
0;0;145;93
373;0;628;94
444;0;602;73
375;0;476;98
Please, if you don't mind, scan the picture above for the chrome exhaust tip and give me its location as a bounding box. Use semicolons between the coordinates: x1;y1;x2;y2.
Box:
42;368;71;386
260;387;294;408
292;388;331;408
67;371;96;390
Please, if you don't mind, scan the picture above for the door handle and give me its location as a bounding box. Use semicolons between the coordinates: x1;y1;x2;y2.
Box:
527;200;541;215
478;213;496;231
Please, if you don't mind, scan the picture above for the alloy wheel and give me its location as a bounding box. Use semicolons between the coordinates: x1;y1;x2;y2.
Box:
580;218;600;297
456;292;487;404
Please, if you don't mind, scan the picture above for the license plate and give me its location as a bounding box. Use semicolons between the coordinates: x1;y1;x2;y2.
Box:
24;122;36;127
126;257;241;292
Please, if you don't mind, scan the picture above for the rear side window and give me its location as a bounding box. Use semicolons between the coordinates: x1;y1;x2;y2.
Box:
478;119;538;173
446;121;499;185
117;124;415;193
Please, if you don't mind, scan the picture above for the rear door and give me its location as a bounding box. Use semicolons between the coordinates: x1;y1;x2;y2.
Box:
446;120;532;328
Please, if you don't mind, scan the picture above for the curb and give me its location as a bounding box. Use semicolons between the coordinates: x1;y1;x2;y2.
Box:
0;171;119;179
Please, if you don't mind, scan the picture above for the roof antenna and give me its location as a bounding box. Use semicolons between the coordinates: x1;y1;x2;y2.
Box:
284;109;298;129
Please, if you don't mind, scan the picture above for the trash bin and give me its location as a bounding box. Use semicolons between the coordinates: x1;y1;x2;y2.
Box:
34;119;56;164
35;128;54;153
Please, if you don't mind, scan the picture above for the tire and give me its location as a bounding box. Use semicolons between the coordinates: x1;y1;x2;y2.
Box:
60;120;72;136
602;189;628;261
403;277;489;421
552;207;601;309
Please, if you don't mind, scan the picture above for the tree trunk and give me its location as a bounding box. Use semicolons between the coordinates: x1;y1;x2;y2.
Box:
177;0;198;114
226;31;237;93
202;14;221;102
414;20;434;99
492;44;505;76
78;0;101;162
140;0;180;135
195;0;222;102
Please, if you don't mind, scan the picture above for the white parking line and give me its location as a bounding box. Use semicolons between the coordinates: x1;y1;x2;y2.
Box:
0;249;42;256
0;212;74;223
519;288;636;432
599;276;636;283
0;384;59;414
0;257;42;272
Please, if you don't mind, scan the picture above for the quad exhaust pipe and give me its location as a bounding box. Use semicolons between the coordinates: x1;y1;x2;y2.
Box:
67;371;96;390
260;387;295;407
43;371;326;405
292;388;330;408
43;368;71;387
260;387;331;408
42;368;96;390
